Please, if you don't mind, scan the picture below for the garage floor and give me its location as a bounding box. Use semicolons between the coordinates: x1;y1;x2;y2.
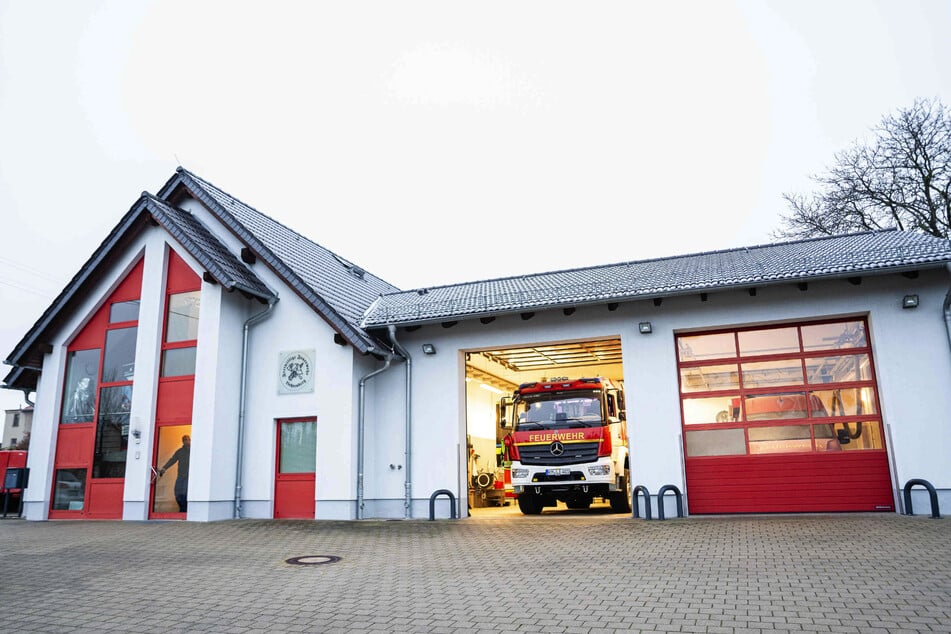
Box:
468;497;626;518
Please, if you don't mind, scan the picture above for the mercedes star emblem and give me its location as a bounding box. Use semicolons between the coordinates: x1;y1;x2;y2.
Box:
550;441;565;456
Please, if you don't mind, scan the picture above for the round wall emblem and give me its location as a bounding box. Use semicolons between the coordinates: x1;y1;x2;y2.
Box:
279;350;314;393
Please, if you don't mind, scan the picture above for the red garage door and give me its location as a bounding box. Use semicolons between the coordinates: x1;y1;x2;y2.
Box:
677;318;894;514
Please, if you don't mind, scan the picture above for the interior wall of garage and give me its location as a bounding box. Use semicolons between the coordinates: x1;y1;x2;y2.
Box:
371;267;951;519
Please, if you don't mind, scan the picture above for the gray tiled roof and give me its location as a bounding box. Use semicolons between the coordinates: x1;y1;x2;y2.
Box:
361;230;951;327
3;192;277;390
161;169;400;354
143;194;275;300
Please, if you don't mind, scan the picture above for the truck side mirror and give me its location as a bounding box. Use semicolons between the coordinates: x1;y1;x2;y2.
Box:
498;397;513;428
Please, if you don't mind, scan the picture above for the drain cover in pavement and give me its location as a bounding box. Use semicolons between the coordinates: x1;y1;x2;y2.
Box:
285;555;341;566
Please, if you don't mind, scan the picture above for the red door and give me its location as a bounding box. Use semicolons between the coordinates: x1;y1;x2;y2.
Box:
274;418;316;519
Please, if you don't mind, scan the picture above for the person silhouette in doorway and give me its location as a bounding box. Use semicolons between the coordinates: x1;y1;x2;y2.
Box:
159;435;190;513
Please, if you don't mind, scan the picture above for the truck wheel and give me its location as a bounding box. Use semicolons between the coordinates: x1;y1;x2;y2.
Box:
517;493;544;515
610;467;632;513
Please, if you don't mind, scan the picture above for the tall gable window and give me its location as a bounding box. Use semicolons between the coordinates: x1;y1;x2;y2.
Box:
161;291;200;377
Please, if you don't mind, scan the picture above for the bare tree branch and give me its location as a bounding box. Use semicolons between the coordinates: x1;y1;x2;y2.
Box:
774;97;951;240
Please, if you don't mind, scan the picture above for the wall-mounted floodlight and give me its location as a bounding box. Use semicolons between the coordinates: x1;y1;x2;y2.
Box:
638;322;652;334
421;343;437;355
902;294;919;309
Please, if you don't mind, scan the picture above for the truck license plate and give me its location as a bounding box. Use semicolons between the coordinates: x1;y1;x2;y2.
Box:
546;467;571;476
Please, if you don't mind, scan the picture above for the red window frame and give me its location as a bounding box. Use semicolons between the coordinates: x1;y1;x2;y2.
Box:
676;317;886;457
51;261;143;518
159;251;201;381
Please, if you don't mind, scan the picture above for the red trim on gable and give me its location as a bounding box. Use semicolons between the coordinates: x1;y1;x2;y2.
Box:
166;249;201;294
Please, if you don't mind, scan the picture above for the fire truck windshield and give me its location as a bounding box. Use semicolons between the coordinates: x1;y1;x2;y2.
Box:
515;391;604;430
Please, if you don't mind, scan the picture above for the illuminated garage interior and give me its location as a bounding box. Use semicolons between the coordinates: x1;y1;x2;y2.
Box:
464;337;624;516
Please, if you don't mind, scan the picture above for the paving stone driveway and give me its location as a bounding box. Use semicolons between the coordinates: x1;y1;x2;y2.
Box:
1;513;949;633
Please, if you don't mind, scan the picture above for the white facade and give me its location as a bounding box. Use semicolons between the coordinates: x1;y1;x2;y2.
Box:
8;174;951;522
372;267;951;518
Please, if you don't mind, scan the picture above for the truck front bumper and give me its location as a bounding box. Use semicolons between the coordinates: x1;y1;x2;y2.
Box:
510;459;619;494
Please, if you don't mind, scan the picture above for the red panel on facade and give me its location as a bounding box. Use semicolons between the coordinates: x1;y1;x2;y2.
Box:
166;250;200;294
85;480;124;519
685;452;894;513
112;259;144;303
69;260;144;349
155;379;195;423
54;425;94;466
274;475;316;519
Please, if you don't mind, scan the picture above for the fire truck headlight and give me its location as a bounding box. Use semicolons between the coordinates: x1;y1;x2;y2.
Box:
587;465;611;476
512;468;529;479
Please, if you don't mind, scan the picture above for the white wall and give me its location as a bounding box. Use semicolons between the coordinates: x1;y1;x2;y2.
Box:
20;192;950;522
374;267;951;518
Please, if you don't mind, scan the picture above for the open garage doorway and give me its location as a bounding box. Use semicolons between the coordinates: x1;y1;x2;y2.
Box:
464;337;627;518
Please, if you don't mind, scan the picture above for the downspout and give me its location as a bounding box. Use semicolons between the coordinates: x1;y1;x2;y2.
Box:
387;325;413;518
357;350;396;519
234;298;277;519
22;389;34;407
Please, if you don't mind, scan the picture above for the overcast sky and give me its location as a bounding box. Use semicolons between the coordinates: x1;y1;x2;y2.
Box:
2;0;951;412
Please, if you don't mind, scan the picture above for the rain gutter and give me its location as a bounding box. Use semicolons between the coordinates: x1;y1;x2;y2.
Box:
234;298;278;519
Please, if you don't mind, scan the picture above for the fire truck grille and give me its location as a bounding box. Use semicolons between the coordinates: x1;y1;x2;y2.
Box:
518;442;600;466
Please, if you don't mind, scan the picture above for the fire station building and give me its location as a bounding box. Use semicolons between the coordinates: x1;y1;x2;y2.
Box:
4;168;951;521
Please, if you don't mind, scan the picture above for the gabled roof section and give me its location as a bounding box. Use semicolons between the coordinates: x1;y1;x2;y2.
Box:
3;194;275;391
141;194;275;300
361;230;951;327
158;168;399;355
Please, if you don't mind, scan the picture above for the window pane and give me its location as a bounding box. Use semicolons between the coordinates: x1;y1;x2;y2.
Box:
741;359;804;389
166;292;201;342
161;347;197;377
94;386;131;478
738;327;799;356
685;429;746;457
809;388;877;417
677;333;736;362
280;421;317;473
816;421;884;452
804;354;871;384
101;327;137;382
801;321;867;351
109;300;140;323
748;425;812;454
52;469;86;510
744;392;813;420
62;350;100;424
680;364;739;393
682;395;741;424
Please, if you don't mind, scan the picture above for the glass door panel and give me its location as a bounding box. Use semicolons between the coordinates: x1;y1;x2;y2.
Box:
151;424;191;517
